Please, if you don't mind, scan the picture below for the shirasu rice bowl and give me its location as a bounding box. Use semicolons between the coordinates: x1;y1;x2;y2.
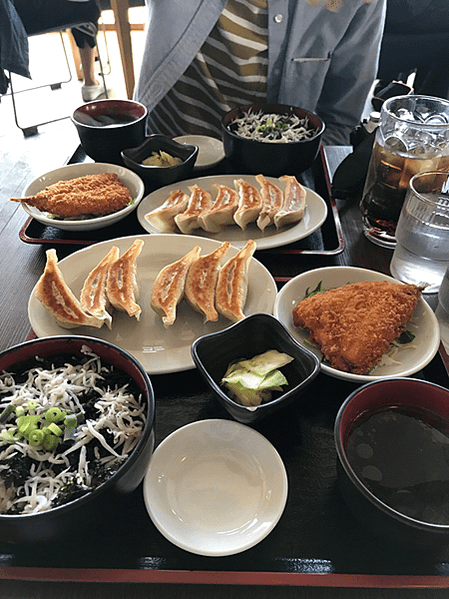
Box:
0;340;153;518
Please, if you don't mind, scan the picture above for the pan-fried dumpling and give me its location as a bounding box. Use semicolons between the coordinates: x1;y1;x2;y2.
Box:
174;184;212;234
145;189;189;232
274;175;306;228
106;239;144;320
35;249;104;329
255;174;283;231
198;184;239;233
80;246;119;329
184;242;231;322
151;245;201;326
215;239;256;322
233;179;262;230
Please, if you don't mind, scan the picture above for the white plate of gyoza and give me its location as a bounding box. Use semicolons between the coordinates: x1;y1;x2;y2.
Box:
28;234;277;375
137;174;328;250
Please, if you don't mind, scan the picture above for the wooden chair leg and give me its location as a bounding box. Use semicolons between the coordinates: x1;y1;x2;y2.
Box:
66;30;83;81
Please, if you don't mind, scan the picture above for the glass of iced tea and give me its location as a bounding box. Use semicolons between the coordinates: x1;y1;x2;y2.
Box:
360;95;449;248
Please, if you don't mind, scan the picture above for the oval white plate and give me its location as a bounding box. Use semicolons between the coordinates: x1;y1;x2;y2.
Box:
20;162;145;232
28;234;277;375
143;419;288;556
137;174;328;250
274;266;441;383
173;135;225;170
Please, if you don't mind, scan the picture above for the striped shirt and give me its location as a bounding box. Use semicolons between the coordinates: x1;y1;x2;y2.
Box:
148;0;268;137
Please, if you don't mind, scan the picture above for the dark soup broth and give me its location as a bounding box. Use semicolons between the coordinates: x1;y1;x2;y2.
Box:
345;406;449;525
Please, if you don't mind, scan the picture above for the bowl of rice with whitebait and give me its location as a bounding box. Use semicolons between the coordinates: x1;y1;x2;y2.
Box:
221;103;325;176
0;336;155;544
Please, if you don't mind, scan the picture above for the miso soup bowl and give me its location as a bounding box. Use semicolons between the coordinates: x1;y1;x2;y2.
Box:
335;378;449;547
0;336;155;545
72;99;148;163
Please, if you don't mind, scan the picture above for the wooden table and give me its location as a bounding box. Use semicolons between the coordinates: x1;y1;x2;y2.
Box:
0;145;448;598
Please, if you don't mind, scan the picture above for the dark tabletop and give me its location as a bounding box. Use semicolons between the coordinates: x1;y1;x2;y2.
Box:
0;145;448;596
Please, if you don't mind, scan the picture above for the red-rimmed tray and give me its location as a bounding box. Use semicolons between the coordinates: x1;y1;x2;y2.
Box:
0;351;448;587
18;146;345;257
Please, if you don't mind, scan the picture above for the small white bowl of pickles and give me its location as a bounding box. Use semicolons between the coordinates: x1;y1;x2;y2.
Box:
121;134;198;189
191;313;321;423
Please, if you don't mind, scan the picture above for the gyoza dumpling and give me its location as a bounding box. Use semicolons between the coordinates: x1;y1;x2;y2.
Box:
184;242;231;322
215;239;256;322
255;174;283;231
198;184;239;233
145;189;189;232
274;175;306;228
233;179;262;230
35;249;104;329
80;245;119;329
106;239;144;320
151;245;201;326
174;184;212;234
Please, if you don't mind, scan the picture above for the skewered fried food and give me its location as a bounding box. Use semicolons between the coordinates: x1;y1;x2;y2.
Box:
11;173;131;218
292;280;422;374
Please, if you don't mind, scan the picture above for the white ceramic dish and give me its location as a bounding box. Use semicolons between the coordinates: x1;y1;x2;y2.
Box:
173;135;225;170
20;162;145;232
28;234;277;375
137;174;328;250
143;419;288;556
274;266;441;383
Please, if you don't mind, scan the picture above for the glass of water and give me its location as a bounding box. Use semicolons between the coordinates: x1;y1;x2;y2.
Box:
390;171;449;293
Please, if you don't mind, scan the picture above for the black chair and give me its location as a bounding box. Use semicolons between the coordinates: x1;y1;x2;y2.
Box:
378;0;449;99
2;2;108;137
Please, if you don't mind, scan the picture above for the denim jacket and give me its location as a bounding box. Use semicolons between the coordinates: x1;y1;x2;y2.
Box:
134;0;386;145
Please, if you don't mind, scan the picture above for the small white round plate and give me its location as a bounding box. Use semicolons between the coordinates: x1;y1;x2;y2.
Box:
274;266;441;383
173;135;225;170
28;234;277;375
20;162;145;232
137;174;328;250
143;419;288;556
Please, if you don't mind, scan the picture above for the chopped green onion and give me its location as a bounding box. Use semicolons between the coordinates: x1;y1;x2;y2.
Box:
47;423;63;437
29;429;45;447
45;407;66;423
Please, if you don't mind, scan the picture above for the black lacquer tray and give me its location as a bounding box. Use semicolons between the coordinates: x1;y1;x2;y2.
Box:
19;146;345;263
0;354;448;587
6;144;449;588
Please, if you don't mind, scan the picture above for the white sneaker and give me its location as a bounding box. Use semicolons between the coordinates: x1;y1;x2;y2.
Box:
82;82;111;103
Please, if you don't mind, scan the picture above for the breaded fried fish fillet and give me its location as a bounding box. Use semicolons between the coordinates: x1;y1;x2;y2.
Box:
292;280;422;374
11;173;131;218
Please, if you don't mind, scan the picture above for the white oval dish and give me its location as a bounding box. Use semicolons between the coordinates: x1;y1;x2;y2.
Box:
143;419;288;556
137;174;328;250
20;162;145;231
173;135;225;170
28;234;277;375
274;266;441;383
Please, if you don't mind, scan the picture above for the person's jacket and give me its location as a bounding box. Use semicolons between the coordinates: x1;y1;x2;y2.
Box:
134;0;386;145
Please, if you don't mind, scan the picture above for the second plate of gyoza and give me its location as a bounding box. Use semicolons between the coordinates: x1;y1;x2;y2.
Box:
137;174;328;250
